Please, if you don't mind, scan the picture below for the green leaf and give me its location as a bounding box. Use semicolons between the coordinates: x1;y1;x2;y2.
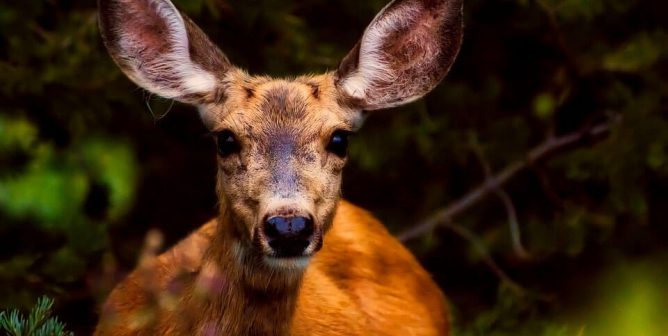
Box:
533;93;556;120
0;115;38;152
603;32;665;72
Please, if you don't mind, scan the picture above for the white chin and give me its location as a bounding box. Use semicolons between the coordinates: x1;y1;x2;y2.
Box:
264;256;311;270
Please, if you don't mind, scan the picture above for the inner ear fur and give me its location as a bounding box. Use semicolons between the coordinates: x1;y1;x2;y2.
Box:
335;0;464;110
98;0;232;105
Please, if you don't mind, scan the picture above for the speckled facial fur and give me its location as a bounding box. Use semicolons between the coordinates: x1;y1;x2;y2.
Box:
203;71;365;251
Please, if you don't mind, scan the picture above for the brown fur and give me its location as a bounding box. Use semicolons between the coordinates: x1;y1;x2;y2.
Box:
96;0;463;334
95;201;449;335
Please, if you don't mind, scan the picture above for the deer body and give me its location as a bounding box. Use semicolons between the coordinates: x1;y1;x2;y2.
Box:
96;0;462;334
96;201;447;335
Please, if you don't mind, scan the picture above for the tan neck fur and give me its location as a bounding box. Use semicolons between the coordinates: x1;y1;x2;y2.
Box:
181;207;305;335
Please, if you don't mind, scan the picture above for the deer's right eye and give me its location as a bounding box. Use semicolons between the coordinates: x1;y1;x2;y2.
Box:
327;130;351;158
216;130;240;158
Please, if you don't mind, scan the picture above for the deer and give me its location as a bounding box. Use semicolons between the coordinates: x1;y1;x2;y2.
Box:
95;0;463;334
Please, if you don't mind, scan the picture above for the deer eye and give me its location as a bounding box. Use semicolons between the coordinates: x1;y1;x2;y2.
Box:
216;130;240;158
326;130;351;158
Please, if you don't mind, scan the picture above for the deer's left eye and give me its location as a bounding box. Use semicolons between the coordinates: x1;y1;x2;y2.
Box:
327;130;351;158
216;130;240;158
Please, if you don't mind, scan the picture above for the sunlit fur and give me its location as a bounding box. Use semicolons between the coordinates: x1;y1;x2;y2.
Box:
95;203;449;335
96;0;463;334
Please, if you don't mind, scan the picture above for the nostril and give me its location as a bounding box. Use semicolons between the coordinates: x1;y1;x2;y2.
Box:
264;216;313;240
263;215;315;257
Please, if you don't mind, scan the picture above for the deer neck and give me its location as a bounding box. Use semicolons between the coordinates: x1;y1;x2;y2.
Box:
189;211;305;335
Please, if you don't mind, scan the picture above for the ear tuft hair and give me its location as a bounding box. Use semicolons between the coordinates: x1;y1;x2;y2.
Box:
98;0;232;104
336;0;463;110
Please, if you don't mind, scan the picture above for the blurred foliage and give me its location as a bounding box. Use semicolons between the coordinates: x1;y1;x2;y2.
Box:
0;0;667;334
0;296;73;336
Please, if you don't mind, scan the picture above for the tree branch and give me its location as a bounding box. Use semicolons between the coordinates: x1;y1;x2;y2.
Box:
470;136;531;259
443;220;525;295
397;119;616;242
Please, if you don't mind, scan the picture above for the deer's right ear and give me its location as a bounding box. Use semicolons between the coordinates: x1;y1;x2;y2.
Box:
98;0;232;105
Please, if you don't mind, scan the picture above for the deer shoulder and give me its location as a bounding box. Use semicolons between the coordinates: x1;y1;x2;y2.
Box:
294;201;449;335
97;202;447;335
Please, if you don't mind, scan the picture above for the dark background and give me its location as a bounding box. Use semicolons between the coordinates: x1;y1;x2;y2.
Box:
1;0;667;334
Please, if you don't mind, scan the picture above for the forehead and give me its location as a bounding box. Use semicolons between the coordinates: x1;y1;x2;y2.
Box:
203;71;361;133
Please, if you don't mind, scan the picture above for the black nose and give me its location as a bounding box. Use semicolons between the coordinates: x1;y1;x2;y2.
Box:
263;216;314;257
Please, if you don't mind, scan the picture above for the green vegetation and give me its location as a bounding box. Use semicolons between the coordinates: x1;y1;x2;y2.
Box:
0;296;73;336
0;0;666;334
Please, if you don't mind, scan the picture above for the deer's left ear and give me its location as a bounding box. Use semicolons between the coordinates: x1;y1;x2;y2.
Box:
335;0;463;110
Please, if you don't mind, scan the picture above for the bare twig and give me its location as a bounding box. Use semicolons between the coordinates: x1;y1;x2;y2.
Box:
443;220;525;295
496;188;530;259
398;120;615;242
470;137;531;259
531;163;565;209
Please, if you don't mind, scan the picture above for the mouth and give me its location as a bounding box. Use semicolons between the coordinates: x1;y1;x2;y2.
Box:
254;229;323;269
263;255;312;270
267;237;312;258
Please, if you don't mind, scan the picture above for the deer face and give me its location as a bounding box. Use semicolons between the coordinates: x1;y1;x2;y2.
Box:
204;74;363;265
98;0;462;268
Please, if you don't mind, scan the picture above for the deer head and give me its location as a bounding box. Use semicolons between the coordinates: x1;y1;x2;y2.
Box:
98;0;463;270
